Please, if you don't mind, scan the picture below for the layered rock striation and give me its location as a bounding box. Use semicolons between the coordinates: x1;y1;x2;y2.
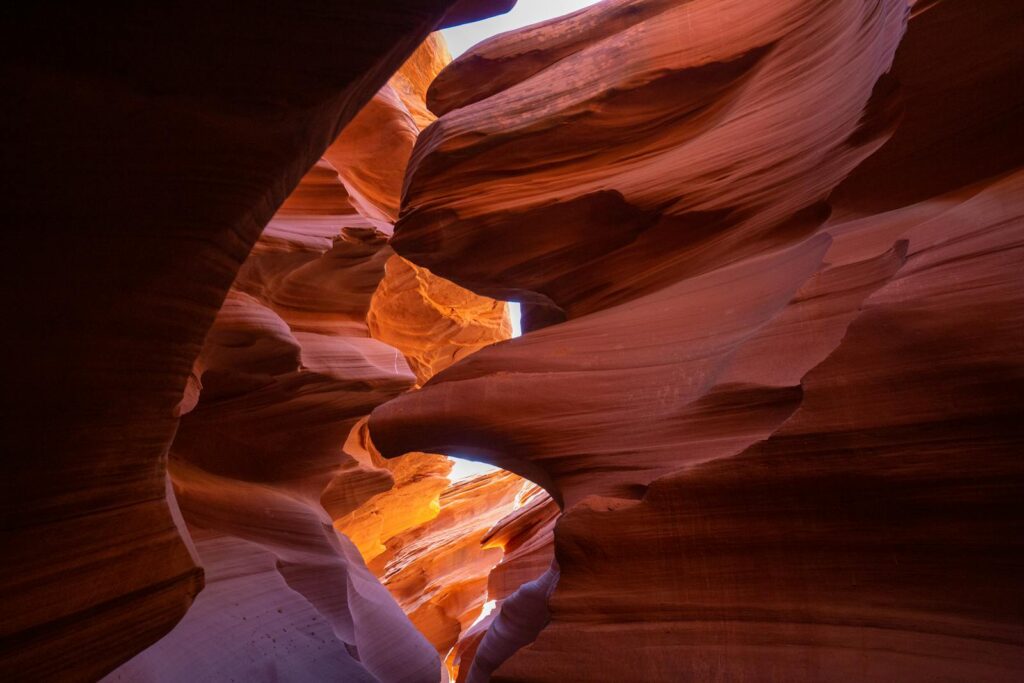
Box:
372;0;1024;680
2;3;519;681
5;0;1023;681
104;25;528;683
103;29;523;683
1;5;461;680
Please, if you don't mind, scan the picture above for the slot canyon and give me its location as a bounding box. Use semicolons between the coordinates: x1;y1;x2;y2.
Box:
2;0;1022;681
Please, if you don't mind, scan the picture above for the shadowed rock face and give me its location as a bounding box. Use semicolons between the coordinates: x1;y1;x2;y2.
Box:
101;30;518;683
372;0;1024;680
0;2;513;682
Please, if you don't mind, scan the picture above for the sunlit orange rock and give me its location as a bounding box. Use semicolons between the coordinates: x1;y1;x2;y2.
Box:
372;472;525;653
480;486;557;602
324;34;450;228
335;421;453;563
369;255;510;384
449;485;558;683
392;34;454;131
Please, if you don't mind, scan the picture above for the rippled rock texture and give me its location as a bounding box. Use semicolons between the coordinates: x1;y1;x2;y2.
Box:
104;27;517;683
2;2;516;682
5;0;1023;681
373;0;1024;680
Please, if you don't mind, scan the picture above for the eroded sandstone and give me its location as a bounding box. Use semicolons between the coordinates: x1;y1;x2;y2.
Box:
371;0;1024;680
5;0;1023;681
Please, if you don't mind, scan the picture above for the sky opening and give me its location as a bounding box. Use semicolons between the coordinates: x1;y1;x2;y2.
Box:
508;301;522;338
441;0;603;57
449;456;501;481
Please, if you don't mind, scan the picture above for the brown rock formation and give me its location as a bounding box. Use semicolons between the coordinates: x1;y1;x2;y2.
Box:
106;22;521;683
104;119;442;681
1;4;476;680
371;0;1024;680
492;172;1024;682
2;3;518;680
393;0;907;319
106;29;522;682
7;0;1023;681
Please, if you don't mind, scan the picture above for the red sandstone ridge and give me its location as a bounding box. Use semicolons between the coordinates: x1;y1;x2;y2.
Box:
393;0;908;321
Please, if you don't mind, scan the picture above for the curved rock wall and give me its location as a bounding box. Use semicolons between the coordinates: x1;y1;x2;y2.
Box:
372;0;1024;680
392;0;907;318
6;0;1023;681
104;25;524;683
0;4;476;681
1;3;519;681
